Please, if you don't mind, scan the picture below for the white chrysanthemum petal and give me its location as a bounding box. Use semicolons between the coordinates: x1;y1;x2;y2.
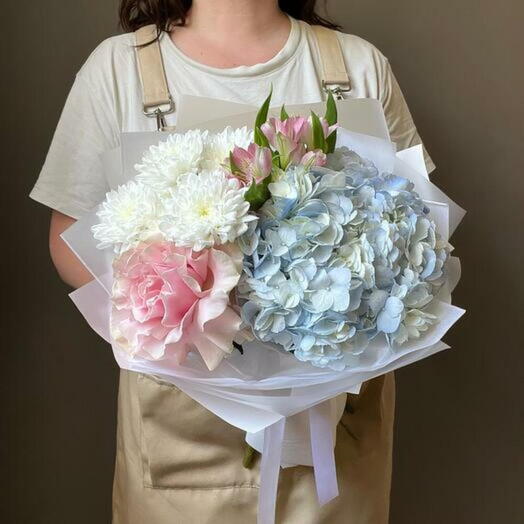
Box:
135;129;207;190
92;181;164;253
160;170;255;251
201;126;253;171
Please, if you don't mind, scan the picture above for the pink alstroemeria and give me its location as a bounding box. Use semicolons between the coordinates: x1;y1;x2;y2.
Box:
230;143;272;186
261;116;309;147
261;115;337;168
300;116;338;150
300;149;327;168
261;116;310;169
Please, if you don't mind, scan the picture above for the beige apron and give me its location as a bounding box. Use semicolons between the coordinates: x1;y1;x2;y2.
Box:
112;24;396;524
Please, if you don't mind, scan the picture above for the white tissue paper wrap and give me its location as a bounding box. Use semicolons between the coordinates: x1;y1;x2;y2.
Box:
62;96;465;524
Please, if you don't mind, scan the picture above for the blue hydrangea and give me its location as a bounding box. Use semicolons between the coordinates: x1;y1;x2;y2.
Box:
237;148;450;370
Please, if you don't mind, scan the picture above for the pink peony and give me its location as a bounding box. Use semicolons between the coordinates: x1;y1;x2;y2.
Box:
110;241;243;371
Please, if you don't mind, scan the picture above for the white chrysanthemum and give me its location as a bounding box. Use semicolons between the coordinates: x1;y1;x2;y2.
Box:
160;170;255;251
201;126;253;171
92;181;164;253
135;129;207;190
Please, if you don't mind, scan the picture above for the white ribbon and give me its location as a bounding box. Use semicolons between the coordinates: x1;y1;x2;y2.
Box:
309;401;339;505
258;418;286;524
257;402;339;523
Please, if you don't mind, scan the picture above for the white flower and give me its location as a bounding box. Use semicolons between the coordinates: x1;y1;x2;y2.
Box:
135;129;207;190
391;309;437;344
330;234;375;288
92;181;164;253
201;126;253;171
160;170;255;251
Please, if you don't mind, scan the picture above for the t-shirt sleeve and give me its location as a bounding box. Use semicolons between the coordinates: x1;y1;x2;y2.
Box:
30;64;120;219
379;58;436;174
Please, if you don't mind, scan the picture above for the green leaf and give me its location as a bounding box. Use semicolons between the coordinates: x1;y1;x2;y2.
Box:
254;126;269;148
324;90;338;125
253;88;273;147
244;178;271;211
280;104;289;121
326;129;337;154
254;88;273;130
324;91;338;154
310;111;326;152
271;150;280;167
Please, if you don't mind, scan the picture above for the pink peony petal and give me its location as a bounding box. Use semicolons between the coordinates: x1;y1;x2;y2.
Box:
110;241;242;370
189;307;242;370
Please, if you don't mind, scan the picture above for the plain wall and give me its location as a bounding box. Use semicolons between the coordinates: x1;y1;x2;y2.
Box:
2;1;523;522
327;2;524;523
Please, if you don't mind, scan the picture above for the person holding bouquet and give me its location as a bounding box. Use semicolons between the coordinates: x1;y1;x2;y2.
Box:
31;1;435;522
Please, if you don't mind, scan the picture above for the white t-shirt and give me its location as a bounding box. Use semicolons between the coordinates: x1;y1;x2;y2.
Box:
30;16;435;220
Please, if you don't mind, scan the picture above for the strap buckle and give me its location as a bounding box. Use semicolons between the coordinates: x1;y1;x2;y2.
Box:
143;96;175;131
322;81;351;100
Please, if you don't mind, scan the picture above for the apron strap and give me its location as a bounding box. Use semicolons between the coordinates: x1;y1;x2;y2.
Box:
135;24;174;130
134;23;351;128
311;25;352;99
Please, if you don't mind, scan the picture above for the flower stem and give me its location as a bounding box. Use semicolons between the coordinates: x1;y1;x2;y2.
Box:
242;443;257;469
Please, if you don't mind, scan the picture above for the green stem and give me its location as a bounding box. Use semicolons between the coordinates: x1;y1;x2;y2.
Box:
242;443;257;469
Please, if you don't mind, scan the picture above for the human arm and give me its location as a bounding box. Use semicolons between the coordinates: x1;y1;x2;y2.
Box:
30;42;121;289
49;210;94;289
379;58;436;174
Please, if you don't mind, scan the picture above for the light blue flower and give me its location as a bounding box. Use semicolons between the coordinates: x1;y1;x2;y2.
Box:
237;148;451;370
376;296;404;333
306;267;351;313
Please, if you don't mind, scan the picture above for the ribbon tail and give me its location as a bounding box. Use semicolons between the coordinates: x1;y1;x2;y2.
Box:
309;400;339;505
258;417;286;524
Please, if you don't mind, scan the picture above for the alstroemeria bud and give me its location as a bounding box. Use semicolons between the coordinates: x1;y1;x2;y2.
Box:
251;143;273;182
300;115;338;151
300;149;327;168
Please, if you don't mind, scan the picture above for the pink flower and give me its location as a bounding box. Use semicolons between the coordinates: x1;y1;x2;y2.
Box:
299;117;338;151
260;116;337;168
110;241;243;371
230;143;272;186
261;116;309;168
261;116;309;148
300;149;327;168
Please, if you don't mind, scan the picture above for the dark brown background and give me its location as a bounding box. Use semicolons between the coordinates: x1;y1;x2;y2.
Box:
2;0;523;522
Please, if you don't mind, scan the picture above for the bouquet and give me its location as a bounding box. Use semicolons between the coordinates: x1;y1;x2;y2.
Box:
63;92;465;524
